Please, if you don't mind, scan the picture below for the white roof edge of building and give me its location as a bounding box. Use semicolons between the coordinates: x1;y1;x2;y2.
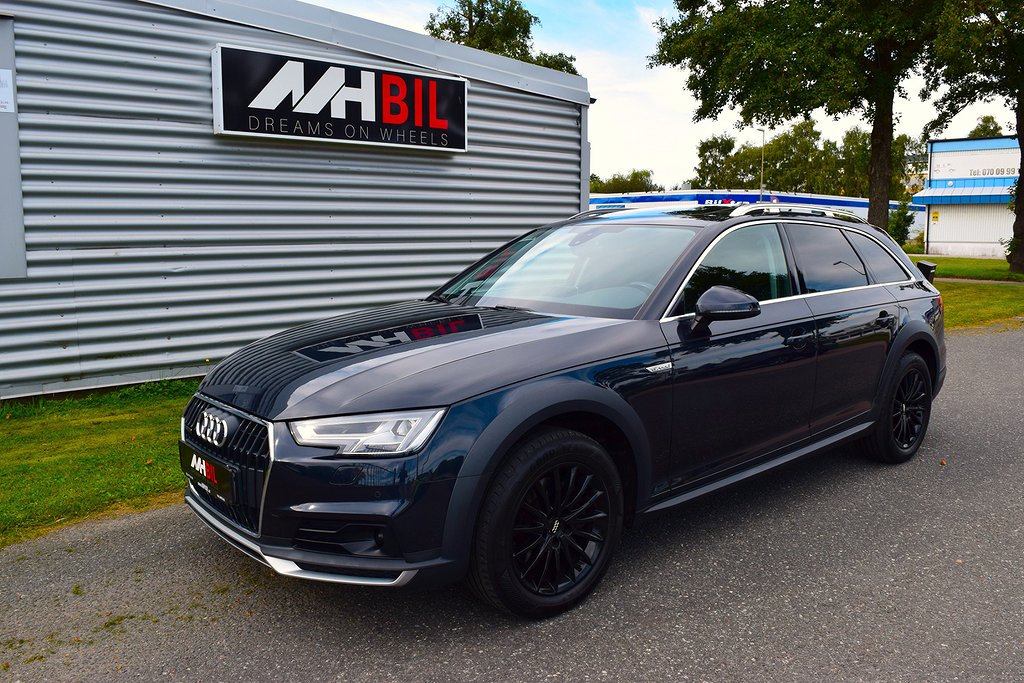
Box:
914;186;1013;199
138;0;591;106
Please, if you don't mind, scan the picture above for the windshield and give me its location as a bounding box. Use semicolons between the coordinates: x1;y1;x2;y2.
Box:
434;222;698;318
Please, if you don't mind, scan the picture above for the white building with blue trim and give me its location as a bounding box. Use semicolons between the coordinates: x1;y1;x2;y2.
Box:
913;136;1019;257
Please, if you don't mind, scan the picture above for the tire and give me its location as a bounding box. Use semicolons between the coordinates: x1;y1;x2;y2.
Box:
861;352;933;464
468;427;623;618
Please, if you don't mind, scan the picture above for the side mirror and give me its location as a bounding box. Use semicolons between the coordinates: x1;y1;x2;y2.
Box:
916;260;937;284
691;285;761;331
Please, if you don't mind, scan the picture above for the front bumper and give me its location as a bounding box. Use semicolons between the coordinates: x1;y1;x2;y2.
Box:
181;392;475;588
185;485;460;587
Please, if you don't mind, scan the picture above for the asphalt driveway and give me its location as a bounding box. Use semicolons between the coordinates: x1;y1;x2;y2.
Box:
2;326;1023;682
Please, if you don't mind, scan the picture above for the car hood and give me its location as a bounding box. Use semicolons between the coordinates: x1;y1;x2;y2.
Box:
199;300;648;420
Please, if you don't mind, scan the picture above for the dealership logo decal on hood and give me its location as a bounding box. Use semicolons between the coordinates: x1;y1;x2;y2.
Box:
295;315;484;362
212;45;467;152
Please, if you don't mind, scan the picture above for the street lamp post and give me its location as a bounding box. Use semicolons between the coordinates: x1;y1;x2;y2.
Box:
756;127;766;202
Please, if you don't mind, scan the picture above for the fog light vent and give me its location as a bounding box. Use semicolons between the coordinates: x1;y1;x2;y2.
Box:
294;522;395;557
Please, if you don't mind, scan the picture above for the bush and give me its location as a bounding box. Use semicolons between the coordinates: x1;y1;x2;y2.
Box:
887;199;914;246
903;231;925;254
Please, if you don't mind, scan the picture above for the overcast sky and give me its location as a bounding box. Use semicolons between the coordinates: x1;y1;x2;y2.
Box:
306;0;1016;188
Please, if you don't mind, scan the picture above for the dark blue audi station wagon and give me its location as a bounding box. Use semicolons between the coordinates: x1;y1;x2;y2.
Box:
180;203;945;617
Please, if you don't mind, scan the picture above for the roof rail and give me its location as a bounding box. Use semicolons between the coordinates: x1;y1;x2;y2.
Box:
567;207;629;220
728;202;869;224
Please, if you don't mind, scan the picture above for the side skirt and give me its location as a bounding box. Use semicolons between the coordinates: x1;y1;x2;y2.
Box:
644;421;874;515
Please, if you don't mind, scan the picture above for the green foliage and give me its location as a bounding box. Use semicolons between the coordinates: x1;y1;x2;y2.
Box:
0;378;199;547
968;115;1005;138
530;51;578;74
590;169;664;194
427;0;534;60
887;199;915;246
690;134;747;188
1000;237;1020;262
765;121;830;194
651;1;941;125
426;0;578;74
903;232;925;254
924;3;1023;135
651;0;943;224
839;128;871;197
688;122;923;197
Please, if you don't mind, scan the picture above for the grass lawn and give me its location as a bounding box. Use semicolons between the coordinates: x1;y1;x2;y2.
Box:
0;378;199;548
936;280;1024;329
911;255;1024;282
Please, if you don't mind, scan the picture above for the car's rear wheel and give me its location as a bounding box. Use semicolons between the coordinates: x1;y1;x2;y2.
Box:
861;352;933;464
468;428;623;618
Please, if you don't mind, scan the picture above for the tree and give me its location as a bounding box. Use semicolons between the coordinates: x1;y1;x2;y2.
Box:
968;114;1005;138
426;0;579;74
839;128;872;197
687;122;921;197
765;120;833;194
690;134;741;188
925;2;1024;272
650;0;944;228
590;169;665;194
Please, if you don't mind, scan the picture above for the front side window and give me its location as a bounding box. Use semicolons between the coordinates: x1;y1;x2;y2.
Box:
786;224;869;293
436;223;698;318
679;223;792;315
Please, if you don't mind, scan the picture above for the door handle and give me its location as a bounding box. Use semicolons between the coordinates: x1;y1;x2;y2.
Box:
875;312;897;327
783;331;815;349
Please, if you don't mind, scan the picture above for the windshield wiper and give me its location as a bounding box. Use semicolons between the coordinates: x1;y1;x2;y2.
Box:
425;293;453;304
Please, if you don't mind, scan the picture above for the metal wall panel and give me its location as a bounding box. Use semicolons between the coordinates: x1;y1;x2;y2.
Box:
0;0;587;397
927;204;1014;257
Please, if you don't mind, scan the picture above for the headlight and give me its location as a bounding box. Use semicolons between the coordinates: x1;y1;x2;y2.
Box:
288;409;445;455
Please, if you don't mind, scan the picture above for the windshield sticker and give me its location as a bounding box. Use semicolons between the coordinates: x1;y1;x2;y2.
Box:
0;69;14;113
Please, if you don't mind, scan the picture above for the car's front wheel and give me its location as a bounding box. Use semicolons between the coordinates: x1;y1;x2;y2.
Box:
469;427;623;618
861;351;933;464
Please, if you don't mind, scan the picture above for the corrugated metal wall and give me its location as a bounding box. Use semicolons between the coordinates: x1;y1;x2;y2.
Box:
0;0;586;398
927;204;1015;258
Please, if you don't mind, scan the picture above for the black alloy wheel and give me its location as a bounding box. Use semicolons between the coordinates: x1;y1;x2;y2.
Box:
469;428;623;618
509;462;610;596
861;351;933;464
892;366;928;451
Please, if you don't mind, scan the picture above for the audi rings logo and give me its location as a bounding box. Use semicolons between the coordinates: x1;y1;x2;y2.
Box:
195;411;229;447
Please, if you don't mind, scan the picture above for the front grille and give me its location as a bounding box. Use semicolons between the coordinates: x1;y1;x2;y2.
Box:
182;395;270;534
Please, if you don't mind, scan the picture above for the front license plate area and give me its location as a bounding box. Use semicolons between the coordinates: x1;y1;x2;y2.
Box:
179;442;235;504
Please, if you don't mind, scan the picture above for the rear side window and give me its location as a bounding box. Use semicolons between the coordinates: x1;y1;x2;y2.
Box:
680;223;792;314
786;224;868;293
845;230;910;284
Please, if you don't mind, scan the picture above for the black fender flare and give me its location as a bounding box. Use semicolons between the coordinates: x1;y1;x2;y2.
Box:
438;376;653;567
872;320;941;418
